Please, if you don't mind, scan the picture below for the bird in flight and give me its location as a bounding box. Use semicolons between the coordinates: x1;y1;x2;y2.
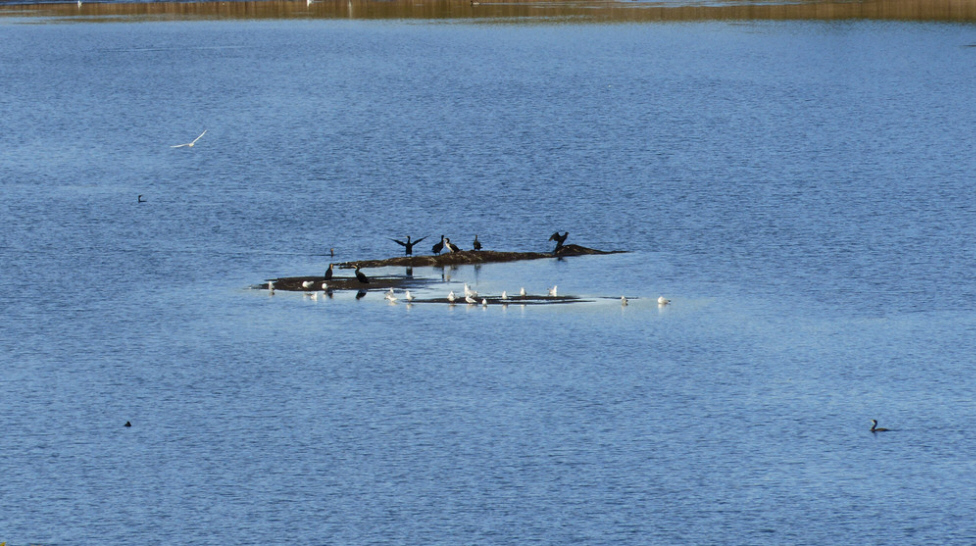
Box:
171;130;207;148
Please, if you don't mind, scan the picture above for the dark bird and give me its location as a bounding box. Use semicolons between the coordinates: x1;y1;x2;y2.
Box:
330;248;335;257
355;264;369;284
124;421;132;427
137;195;146;203
356;289;367;300
445;237;461;253
549;231;569;252
473;235;482;251
391;235;427;256
325;263;334;281
432;235;445;255
870;419;890;433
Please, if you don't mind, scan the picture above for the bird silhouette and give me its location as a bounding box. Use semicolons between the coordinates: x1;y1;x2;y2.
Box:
549;231;569;252
445;237;461;253
391;235;427;255
432;235;445;255
355;264;369;284
325;263;334;281
473;235;482;251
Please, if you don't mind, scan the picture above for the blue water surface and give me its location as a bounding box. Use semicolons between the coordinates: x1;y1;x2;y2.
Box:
2;15;976;545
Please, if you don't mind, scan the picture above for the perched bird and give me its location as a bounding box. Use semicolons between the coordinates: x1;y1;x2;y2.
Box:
473;235;482;251
501;291;508;300
405;290;414;302
658;296;670;306
464;284;478;298
520;287;526;297
447;290;457;303
267;281;275;294
330;248;335;257
302;280;314;291
481;298;488;307
325;263;334;281
870;419;890;433
355;264;369;284
549;231;569;252
444;237;461;253
465;295;477;304
137;194;146;203
385;289;397;303
432;235;445;255
391;235;427;256
548;285;558;297
321;282;328;291
621;296;628;306
171;130;207;148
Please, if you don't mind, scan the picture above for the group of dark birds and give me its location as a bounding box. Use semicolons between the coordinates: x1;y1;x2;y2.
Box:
387;232;568;256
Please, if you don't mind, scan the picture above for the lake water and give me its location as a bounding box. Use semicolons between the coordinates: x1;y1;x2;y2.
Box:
2;3;976;544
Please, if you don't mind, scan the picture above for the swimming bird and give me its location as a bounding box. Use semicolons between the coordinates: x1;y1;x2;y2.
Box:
391;235;427;256
170;130;207;148
447;290;457;303
464;283;478;298
137;194;146;203
548;285;558;297
621;296;628;306
658;296;670;306
325;263;334;281
432;235;445;255
124;421;131;427
870;419;890;433
473;235;482;251
385;288;397;303
549;231;569;252
444;237;461;253
355;264;369;284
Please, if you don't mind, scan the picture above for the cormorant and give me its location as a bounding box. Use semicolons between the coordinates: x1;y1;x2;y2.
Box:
432;235;445;255
124;421;131;427
325;263;334;281
445;237;461;253
355;264;369;284
137;194;146;203
392;235;427;256
473;235;482;251
549;231;569;252
870;420;889;433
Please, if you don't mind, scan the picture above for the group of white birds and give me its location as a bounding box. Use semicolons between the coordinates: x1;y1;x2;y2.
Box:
270;279;671;308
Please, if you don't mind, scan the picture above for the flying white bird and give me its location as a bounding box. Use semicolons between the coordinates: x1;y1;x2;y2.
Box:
171;130;207;148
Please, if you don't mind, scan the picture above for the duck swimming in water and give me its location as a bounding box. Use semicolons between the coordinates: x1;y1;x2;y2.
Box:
870;419;890;433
